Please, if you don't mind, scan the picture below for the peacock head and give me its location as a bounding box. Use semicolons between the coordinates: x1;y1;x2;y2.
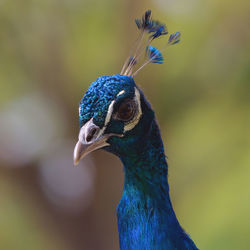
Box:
73;10;181;165
73;74;154;165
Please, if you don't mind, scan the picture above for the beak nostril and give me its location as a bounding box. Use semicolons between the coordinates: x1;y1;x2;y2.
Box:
86;127;97;142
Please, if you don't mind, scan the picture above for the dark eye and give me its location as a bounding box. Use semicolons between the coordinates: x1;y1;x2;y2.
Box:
114;99;136;122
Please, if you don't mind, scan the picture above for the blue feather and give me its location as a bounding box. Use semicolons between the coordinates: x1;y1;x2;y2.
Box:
147;46;164;64
168;32;181;45
135;10;168;39
149;22;168;39
135;10;152;31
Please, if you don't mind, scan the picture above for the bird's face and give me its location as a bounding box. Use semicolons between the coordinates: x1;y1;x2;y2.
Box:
74;74;154;165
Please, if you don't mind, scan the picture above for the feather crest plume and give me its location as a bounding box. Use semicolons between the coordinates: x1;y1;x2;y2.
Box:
121;10;181;77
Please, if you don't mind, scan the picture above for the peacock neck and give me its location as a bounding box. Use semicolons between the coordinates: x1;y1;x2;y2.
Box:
120;120;170;203
121;119;169;190
116;120;189;250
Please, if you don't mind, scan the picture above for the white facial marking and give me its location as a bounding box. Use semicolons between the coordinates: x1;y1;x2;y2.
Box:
104;100;115;127
102;90;125;130
123;87;142;132
78;106;81;116
97;100;115;137
117;90;125;97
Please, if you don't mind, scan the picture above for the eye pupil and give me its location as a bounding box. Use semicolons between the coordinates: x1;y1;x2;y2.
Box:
119;103;132;119
115;99;136;121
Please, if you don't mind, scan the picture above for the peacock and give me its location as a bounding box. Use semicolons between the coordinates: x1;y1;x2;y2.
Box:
73;10;198;250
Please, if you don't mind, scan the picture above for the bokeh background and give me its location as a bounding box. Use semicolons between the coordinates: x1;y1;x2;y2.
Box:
0;0;249;249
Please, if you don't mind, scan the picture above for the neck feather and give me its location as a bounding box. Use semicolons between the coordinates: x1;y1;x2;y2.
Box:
116;120;197;250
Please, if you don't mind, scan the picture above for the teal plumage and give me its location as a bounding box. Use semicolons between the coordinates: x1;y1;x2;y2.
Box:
74;11;198;250
147;46;164;63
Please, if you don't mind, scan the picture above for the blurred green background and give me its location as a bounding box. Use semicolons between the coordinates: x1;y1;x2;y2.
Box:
0;0;249;249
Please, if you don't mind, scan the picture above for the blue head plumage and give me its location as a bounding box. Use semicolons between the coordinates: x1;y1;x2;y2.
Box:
73;10;198;250
77;74;155;159
79;75;135;128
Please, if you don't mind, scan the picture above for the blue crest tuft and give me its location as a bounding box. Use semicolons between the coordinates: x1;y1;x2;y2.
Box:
149;21;168;39
135;10;153;31
121;10;180;76
135;12;168;39
168;32;181;45
150;26;168;39
146;46;164;64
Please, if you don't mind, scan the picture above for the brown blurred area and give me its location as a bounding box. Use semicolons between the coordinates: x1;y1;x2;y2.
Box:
0;0;249;250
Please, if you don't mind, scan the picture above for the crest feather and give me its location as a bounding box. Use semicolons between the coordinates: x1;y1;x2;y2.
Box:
121;10;181;77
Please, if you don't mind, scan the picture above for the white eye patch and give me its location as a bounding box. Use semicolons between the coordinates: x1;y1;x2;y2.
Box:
97;87;142;134
123;87;142;132
104;100;115;127
96;99;116;137
117;90;125;96
104;90;127;127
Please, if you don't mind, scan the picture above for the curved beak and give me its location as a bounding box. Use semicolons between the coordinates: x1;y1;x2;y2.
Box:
73;118;122;165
